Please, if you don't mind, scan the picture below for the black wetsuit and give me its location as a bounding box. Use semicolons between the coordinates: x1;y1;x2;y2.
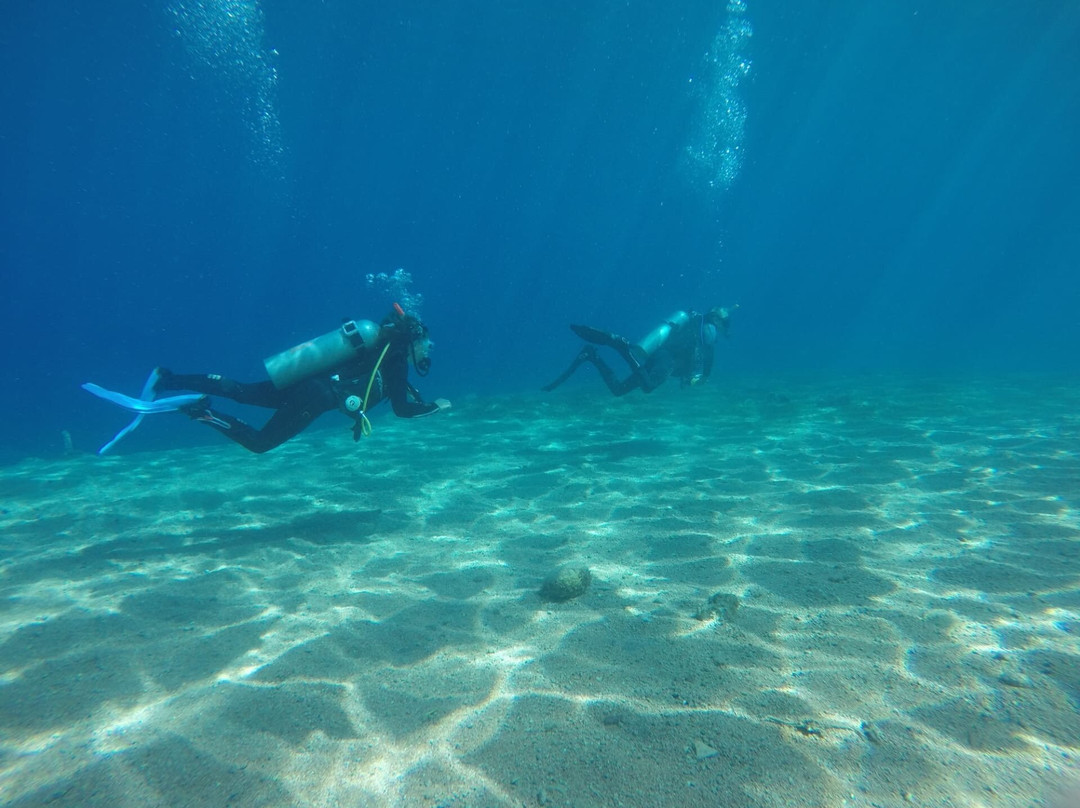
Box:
543;311;715;397
158;344;438;453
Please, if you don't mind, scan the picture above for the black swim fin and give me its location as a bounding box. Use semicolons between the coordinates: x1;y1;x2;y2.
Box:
542;346;597;392
569;324;643;369
570;324;621;346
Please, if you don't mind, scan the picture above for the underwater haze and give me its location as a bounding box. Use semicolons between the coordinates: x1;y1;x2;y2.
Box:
0;0;1077;460
3;4;1080;808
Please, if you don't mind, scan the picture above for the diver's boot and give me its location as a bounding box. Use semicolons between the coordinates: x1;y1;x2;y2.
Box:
178;395;211;419
542;346;597;392
178;396;234;431
149;367;174;397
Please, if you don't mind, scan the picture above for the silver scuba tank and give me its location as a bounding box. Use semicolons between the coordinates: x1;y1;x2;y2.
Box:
636;311;689;357
263;319;381;390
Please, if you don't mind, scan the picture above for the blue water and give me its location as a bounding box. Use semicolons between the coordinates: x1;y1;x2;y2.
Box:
2;1;1078;462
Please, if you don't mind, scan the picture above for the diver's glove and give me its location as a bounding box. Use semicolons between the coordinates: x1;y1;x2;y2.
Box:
352;418;364;442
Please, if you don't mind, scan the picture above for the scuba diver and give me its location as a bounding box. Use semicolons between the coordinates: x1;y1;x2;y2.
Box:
83;304;450;454
542;306;735;396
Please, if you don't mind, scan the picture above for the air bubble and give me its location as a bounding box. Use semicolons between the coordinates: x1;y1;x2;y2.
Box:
168;0;283;168
684;0;753;194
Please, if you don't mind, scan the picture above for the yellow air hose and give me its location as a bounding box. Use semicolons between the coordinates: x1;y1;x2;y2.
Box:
356;342;391;438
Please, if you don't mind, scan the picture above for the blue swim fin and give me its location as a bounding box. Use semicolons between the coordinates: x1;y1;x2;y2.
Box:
83;369;204;454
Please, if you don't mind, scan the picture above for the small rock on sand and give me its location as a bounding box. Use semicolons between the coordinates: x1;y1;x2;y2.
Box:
694;592;740;622
693;739;719;760
539;565;591;602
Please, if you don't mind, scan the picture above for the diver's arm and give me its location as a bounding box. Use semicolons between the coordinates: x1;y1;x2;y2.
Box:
390;385;441;418
700;346;715;382
384;357;446;417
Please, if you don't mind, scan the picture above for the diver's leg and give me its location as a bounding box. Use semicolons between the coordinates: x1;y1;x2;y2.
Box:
585;352;642;397
178;400;274;453
181;396;316;454
636;353;673;394
181;381;335;453
156;370;287;408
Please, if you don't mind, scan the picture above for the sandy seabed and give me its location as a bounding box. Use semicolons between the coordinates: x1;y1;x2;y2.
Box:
1;375;1078;808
